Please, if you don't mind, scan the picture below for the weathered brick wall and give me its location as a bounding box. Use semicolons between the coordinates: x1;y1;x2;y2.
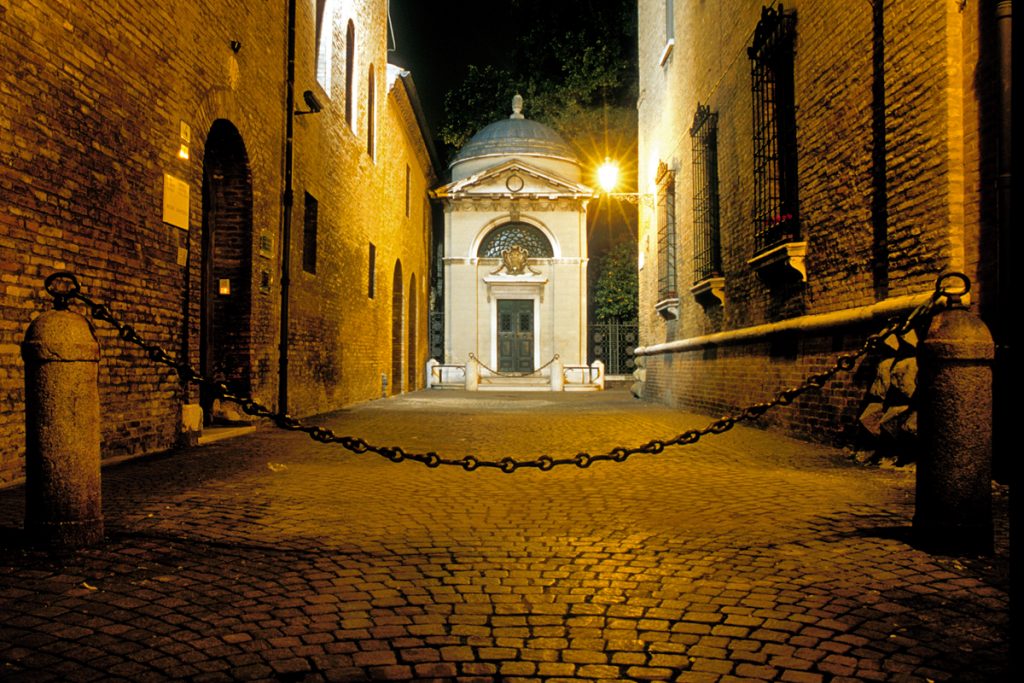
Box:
0;0;286;484
636;0;994;446
0;0;435;485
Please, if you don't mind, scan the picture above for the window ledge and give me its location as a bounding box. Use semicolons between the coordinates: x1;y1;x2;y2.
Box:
659;39;675;67
690;276;725;308
748;241;807;283
655;297;679;320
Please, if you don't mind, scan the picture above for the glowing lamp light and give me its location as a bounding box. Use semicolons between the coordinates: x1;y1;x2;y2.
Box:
597;158;619;194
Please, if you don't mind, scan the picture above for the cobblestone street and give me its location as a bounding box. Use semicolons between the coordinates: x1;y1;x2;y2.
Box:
0;390;1010;682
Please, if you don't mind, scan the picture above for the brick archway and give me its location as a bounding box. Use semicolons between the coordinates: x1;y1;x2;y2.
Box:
407;273;417;391
200;119;253;424
391;260;403;395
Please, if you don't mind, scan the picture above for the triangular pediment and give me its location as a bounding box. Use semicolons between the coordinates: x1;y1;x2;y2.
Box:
433;159;593;199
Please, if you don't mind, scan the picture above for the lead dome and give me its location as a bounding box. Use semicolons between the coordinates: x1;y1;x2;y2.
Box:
449;95;581;181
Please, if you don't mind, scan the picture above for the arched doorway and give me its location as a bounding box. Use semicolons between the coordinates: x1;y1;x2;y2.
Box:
407;273;417;391
391;260;403;395
200;119;254;424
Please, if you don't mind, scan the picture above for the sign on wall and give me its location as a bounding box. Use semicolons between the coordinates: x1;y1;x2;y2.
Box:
162;173;190;230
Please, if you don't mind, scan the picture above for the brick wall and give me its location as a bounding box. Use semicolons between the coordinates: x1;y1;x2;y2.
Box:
0;0;435;485
636;0;998;446
287;2;434;414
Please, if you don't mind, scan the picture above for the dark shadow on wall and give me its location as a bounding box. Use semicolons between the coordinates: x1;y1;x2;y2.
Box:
870;0;889;301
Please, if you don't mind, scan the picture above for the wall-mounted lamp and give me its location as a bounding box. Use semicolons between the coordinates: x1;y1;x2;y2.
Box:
596;158;653;206
294;90;323;116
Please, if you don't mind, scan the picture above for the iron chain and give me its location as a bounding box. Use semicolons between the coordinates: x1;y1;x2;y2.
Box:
469;352;560;378
41;271;961;473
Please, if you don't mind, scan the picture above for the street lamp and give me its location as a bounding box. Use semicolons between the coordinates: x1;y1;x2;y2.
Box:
595;158;652;207
597;158;620;194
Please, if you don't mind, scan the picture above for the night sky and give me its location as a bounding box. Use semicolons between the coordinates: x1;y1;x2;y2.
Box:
388;1;521;136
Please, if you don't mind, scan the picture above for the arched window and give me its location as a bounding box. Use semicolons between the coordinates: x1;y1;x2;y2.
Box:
314;0;338;92
366;65;375;158
345;20;355;128
407;273;417;391
477;223;554;258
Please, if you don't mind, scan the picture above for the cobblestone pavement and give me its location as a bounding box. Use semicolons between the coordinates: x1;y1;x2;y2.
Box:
0;390;1010;682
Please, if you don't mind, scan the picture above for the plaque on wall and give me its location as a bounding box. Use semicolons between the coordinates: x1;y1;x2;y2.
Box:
162;173;190;230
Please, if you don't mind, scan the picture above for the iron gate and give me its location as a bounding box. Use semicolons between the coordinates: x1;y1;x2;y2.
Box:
429;311;444;360
588;321;638;375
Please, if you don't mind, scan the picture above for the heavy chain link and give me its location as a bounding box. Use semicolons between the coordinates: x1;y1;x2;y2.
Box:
41;271;965;473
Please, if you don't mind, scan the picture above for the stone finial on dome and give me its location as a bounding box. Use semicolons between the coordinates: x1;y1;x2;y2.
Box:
510;93;524;119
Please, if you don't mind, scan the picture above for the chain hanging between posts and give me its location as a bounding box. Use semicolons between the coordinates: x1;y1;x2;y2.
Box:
41;271;965;473
469;352;559;378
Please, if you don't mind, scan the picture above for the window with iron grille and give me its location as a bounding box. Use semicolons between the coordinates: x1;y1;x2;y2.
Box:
690;104;722;283
748;4;798;254
655;162;678;304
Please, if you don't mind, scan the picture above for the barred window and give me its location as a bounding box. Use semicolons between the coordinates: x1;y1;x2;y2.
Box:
477;223;554;258
690;104;722;283
748;4;798;254
655;162;678;303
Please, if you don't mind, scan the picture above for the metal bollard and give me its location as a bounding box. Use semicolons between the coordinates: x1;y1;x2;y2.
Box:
914;277;993;554
21;308;104;548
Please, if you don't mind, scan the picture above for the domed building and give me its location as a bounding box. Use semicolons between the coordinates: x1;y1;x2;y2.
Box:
431;96;599;389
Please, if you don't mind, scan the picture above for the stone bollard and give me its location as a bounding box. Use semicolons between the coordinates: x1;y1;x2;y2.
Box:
914;282;993;554
591;360;605;390
21;308;104;548
465;355;479;391
549;357;564;391
425;358;439;389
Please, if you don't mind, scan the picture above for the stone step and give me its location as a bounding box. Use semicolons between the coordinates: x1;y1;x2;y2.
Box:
479;375;548;384
478;375;551;392
199;425;258;445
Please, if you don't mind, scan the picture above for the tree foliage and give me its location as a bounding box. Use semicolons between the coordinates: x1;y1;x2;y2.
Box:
439;0;637;167
592;241;638;322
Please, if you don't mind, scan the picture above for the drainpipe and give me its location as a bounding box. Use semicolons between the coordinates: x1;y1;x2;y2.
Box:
278;0;297;415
